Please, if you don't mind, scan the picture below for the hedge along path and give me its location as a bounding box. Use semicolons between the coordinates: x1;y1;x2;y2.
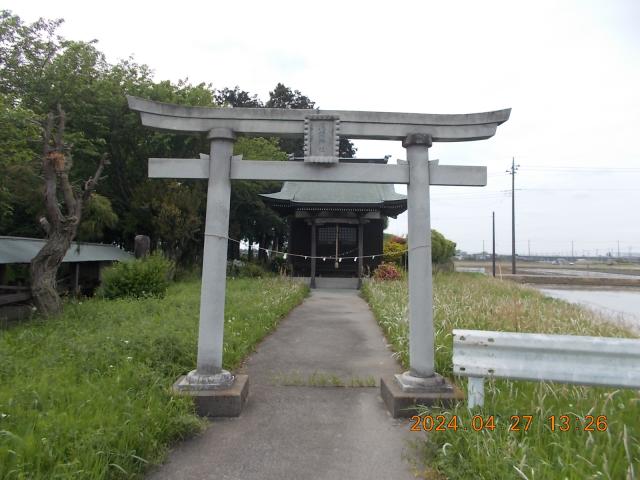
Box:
0;277;308;480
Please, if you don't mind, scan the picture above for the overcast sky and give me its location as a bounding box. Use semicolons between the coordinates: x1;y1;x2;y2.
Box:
7;0;640;256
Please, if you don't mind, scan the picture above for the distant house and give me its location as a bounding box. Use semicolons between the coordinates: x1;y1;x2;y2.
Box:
261;158;407;283
0;236;133;305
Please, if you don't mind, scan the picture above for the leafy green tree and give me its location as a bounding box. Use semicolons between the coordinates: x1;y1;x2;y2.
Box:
265;83;315;109
431;229;457;265
0;10;217;243
231;137;288;261
266;82;356;158
0;11;64;107
0;93;41;235
76;193;118;242
215;86;263;107
124;180;204;265
390;230;456;266
0;11;123;241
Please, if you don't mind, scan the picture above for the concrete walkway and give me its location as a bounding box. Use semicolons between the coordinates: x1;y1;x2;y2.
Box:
149;289;424;480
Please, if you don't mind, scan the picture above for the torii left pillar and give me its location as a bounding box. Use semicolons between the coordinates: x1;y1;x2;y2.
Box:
173;128;249;417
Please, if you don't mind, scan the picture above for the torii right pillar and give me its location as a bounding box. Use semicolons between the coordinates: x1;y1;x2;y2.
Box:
380;133;465;417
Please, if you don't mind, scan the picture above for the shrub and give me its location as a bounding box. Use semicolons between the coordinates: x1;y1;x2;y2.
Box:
373;262;402;280
226;259;244;277
269;255;291;275
240;263;269;278
226;260;273;278
99;253;174;299
384;231;455;266
390;235;406;245
383;240;406;266
431;229;456;264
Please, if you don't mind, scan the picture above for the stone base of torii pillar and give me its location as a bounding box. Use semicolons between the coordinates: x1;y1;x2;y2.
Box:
173;373;249;417
380;373;464;418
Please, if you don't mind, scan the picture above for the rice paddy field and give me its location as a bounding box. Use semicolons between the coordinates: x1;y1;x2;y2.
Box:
362;273;639;480
0;277;308;480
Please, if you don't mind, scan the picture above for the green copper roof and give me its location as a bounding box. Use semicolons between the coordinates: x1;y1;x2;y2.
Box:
261;182;406;205
261;181;407;217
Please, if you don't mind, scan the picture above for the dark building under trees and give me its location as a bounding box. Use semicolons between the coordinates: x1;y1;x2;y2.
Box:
261;159;407;284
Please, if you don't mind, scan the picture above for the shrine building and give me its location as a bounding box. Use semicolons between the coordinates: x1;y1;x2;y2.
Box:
261;158;407;281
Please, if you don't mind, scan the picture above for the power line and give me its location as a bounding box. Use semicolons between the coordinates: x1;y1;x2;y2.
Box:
521;166;640;172
517;187;640;192
429;187;640;199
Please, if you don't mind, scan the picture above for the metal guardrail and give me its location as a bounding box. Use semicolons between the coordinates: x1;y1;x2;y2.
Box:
452;329;640;408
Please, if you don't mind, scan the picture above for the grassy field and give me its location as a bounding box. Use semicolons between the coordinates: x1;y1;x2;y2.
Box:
456;259;640;276
0;277;307;480
362;273;639;480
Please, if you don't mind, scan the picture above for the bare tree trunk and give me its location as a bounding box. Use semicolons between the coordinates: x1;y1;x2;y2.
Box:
31;230;73;316
30;106;108;317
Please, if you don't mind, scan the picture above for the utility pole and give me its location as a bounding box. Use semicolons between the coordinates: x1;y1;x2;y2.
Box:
571;240;574;258
492;211;496;277
506;157;519;274
528;239;531;258
618;240;620;258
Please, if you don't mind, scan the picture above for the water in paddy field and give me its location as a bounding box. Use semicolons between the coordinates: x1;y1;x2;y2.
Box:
537;287;640;333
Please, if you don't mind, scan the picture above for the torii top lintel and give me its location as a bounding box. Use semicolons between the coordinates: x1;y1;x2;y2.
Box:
126;96;511;143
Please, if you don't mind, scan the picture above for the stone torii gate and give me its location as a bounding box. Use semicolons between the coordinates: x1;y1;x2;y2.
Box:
127;96;510;417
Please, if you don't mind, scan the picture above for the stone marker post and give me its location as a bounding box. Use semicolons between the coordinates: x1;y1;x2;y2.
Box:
134;235;150;259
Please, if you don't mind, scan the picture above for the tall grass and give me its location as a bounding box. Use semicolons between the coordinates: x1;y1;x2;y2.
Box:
0;277;307;479
362;273;639;479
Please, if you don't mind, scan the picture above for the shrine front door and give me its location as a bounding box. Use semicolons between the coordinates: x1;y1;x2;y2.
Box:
315;223;358;277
